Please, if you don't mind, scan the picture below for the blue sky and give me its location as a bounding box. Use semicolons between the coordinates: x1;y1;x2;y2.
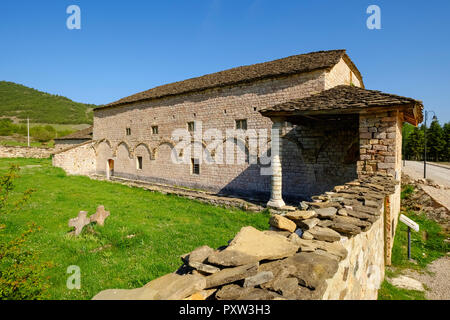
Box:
1;0;449;123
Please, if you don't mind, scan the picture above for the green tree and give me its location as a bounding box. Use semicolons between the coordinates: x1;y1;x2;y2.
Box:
30;125;56;142
427;118;445;162
443;122;450;162
402;123;415;161
0;119;14;136
405;126;424;160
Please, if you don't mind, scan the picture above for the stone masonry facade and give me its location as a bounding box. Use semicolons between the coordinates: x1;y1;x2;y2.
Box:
91;57;362;202
52;141;96;176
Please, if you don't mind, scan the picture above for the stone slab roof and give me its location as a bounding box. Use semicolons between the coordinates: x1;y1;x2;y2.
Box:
259;85;424;125
54;126;93;141
95;50;361;110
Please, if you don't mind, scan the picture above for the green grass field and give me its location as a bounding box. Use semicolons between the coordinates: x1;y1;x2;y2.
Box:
377;185;449;300
0;158;269;300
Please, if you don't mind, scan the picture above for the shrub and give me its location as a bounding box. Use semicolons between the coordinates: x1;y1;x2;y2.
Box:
401;185;414;200
30;126;56;142
0;119;14;136
0;224;52;300
56;129;75;138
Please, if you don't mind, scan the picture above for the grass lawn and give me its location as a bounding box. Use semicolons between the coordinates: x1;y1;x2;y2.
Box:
0;158;270;300
377;185;449;300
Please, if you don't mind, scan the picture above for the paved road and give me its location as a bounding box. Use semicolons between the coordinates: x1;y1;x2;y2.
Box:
403;161;450;188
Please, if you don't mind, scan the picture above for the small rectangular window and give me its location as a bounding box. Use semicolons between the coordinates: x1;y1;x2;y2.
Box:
126;128;131;136
137;156;143;170
236;119;247;130
191;158;200;175
152;126;158;134
187;121;195;132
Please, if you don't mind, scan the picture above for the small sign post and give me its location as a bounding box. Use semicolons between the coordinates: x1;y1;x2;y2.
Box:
27;117;30;147
399;214;419;260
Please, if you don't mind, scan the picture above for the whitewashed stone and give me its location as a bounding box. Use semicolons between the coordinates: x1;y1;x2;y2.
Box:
387;276;425;292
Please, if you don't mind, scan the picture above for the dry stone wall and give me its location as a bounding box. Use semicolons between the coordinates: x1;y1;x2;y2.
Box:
93;174;398;300
0;145;53;158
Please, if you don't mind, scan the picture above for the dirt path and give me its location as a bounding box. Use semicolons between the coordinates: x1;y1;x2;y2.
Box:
421;186;450;212
403;256;450;300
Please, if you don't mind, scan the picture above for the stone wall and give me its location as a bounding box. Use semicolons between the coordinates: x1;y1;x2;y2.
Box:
52;141;96;176
93;175;398;300
384;183;401;266
358;110;403;180
323;210;384;299
279;117;359;201
357;110;403;266
0;145;53;158
92;60;362;201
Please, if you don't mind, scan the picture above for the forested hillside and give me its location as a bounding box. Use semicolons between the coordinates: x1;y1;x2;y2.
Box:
0;81;95;124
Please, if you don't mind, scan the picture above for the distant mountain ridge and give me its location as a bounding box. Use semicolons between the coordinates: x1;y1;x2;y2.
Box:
0;81;95;124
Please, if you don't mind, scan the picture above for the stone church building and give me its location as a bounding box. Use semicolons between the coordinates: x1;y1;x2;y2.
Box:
53;49;423;208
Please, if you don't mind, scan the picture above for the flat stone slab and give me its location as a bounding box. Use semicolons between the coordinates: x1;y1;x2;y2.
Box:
269;215;297;232
259;252;339;295
306;226;341;242
332;216;371;228
215;284;283;300
181;246;220;274
187;246;214;264
288;234;316;252
288;234;347;260
263;230;291;238
301;231;314;240
330;222;362;236
387;276;425;292
92;273;206;300
243;271;274;288
297;218;320;230
184;289;217;300
317;220;333;228
189;261;221;274
314;207;337;219
285;210;316;222
207;226;299;267
205;263;258;289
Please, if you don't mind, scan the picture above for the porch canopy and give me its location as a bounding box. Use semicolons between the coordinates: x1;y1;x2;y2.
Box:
259;84;424;208
260;85;423;125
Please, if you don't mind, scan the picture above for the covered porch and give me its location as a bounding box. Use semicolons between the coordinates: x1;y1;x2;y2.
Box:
259;85;423;209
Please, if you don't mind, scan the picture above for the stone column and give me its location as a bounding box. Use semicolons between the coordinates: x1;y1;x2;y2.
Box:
267;118;286;209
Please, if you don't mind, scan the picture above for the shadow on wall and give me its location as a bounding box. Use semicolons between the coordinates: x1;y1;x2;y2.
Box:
93;118;360;205
218;117;360;204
